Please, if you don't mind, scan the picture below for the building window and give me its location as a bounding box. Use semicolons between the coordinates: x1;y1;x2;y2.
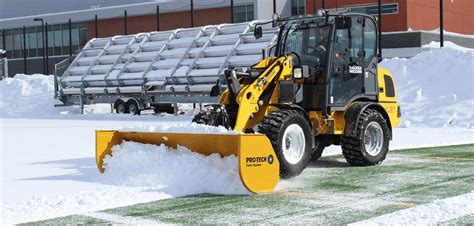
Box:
234;4;254;23
349;3;399;15
2;22;87;59
292;0;306;16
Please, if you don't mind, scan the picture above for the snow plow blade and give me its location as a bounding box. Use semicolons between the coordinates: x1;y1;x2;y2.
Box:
95;130;280;193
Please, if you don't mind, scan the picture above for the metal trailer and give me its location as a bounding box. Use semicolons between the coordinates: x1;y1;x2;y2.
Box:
0;49;7;79
54;21;278;114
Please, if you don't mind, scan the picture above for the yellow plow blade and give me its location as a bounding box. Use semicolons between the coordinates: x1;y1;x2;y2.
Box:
96;130;280;193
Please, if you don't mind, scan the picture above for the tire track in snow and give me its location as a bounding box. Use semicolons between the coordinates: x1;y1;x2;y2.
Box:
350;192;474;225
80;212;160;225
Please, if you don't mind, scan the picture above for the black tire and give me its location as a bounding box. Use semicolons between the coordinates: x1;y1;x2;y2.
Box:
192;105;230;128
310;144;325;161
115;101;128;114
126;100;141;115
153;104;174;114
258;109;313;179
342;109;390;166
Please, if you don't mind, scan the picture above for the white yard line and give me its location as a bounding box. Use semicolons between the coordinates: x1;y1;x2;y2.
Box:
350;192;474;225
81;212;160;225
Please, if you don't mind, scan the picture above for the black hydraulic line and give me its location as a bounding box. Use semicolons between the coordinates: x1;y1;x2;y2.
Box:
23;26;27;74
124;10;128;35
156;5;160;31
68;19;72;58
440;0;444;47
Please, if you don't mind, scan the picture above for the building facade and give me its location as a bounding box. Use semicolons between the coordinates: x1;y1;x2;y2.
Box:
0;0;472;76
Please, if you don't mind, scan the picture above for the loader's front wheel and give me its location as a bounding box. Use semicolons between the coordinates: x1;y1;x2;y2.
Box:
342;109;390;166
258;110;312;179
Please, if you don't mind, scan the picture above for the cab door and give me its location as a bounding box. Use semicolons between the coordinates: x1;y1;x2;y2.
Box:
328;15;378;109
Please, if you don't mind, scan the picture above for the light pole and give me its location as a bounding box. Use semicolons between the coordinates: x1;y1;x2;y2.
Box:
33;18;46;75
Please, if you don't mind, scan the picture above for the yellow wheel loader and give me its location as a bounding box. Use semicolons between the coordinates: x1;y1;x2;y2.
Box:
96;10;400;193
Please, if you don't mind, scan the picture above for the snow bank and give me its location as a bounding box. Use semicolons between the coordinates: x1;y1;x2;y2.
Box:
102;141;247;195
351;192;474;225
0;74;67;117
381;46;474;128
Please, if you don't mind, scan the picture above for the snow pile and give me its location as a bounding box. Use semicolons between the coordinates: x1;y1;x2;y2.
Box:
102;141;247;195
381;46;474;128
351;192;474;225
0;74;66;117
120;122;236;134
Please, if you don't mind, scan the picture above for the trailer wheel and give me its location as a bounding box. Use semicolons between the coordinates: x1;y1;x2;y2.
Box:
115;100;128;114
127;99;141;115
258;109;312;179
342;109;390;166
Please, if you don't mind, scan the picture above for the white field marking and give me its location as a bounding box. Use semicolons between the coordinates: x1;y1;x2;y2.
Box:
81;212;160;225
350;192;474;225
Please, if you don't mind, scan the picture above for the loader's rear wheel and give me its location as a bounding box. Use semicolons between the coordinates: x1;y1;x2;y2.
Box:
258;109;312;179
342;109;390;166
310;144;325;161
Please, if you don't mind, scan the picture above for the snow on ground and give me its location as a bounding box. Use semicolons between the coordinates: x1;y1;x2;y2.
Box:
1;43;473;224
351;192;474;225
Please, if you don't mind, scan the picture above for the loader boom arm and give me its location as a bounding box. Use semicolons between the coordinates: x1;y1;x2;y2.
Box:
232;56;293;132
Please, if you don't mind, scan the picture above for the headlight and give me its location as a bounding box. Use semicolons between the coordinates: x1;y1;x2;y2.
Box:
293;67;302;79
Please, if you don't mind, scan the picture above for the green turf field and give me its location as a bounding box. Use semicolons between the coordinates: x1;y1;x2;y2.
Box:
24;144;474;225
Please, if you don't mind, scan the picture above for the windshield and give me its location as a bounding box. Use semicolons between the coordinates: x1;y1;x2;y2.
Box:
278;22;331;69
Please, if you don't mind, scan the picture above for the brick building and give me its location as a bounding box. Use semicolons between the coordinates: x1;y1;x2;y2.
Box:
0;0;472;75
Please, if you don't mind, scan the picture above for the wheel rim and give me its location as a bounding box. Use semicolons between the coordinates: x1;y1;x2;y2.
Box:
364;121;384;156
117;104;125;113
129;104;137;114
282;124;306;164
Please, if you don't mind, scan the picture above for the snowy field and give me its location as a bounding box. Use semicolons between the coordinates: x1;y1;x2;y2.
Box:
1;42;473;224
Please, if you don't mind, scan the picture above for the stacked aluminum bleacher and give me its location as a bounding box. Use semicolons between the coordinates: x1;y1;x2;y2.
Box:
58;21;277;99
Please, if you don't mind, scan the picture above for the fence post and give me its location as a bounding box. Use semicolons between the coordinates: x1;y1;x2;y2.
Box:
69;19;72;58
156;5;160;31
45;23;49;75
440;0;444;48
230;0;234;23
190;0;194;27
124;10;128;35
95;15;98;38
23;26;27;74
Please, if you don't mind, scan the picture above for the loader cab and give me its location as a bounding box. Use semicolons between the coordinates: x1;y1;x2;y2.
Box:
275;13;379;112
328;14;379;109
